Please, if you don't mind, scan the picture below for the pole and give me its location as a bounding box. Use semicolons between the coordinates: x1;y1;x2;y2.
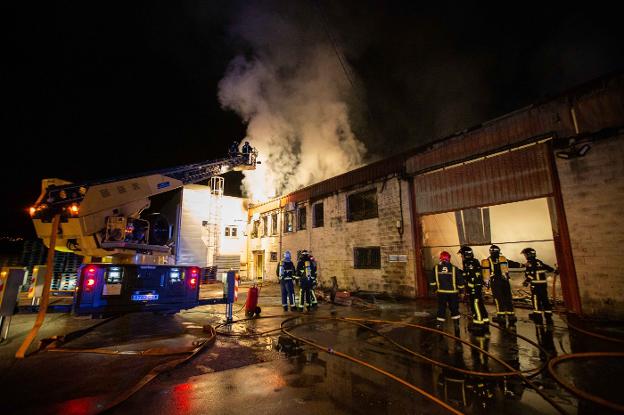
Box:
16;213;61;358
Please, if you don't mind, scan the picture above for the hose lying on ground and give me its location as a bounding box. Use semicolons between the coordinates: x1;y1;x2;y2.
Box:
547;352;624;413
279;316;568;415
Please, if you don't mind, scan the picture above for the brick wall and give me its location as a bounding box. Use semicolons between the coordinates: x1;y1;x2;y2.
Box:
556;133;624;318
244;176;416;297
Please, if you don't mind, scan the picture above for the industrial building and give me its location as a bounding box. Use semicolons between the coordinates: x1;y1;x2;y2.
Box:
243;72;624;319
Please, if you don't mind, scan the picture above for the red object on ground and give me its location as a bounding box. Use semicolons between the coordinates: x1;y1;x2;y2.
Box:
245;286;259;315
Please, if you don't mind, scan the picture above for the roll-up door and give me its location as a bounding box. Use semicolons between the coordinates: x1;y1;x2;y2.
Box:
413;143;553;214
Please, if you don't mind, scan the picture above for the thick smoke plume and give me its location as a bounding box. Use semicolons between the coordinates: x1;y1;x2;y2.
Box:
218;2;366;201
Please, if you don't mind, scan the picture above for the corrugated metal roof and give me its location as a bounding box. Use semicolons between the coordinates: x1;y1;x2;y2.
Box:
406;73;624;175
248;152;408;215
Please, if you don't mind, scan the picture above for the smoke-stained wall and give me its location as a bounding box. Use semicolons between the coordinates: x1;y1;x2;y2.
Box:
245;177;416;296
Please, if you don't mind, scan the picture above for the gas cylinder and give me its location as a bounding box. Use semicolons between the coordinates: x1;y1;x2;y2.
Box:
244;285;261;317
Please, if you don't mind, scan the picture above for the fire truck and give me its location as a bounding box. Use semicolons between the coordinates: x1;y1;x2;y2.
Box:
29;148;258;315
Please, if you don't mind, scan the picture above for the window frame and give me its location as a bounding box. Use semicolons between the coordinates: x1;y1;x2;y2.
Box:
271;213;278;235
297;205;307;230
312;202;324;228
283;211;294;233
347;189;378;222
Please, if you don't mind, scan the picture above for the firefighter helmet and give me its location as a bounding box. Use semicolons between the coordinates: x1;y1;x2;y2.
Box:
284;251;292;261
457;245;474;259
521;247;536;259
489;245;501;258
439;251;451;262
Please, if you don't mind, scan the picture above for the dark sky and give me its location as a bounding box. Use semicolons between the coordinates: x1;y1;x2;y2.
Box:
3;1;624;238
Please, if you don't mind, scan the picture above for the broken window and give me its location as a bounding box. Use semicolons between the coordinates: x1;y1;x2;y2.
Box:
262;216;268;237
271;213;278;235
313;203;324;227
284;211;294;233
298;205;307;230
270;252;278;262
251;220;259;238
347;189;378;222
354;247;381;269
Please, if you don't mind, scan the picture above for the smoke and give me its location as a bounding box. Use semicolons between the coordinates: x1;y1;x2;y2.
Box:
218;2;366;201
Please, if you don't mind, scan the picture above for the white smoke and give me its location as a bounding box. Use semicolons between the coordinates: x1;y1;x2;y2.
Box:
217;2;366;201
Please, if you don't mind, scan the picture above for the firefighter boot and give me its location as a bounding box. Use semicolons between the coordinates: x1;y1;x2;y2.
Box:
533;313;543;325
545;313;554;325
283;306;289;312
508;314;517;327
453;319;461;336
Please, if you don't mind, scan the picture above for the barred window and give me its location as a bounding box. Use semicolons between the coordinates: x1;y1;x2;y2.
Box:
354;247;381;269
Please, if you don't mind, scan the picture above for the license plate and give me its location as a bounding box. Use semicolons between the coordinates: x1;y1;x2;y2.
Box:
131;294;159;301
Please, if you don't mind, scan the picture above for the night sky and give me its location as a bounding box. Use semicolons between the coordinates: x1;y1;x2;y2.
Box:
4;1;624;238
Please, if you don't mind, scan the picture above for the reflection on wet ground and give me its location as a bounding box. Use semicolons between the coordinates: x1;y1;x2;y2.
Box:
2;283;623;415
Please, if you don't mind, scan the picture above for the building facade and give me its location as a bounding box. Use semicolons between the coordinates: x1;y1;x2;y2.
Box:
243;73;624;319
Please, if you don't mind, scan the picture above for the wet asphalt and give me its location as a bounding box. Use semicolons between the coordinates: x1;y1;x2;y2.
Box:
0;283;622;415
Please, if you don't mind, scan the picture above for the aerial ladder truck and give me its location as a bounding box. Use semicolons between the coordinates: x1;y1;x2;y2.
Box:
26;147;259;316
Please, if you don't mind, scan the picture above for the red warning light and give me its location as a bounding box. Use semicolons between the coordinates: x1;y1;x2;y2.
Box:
189;277;197;287
86;277;96;287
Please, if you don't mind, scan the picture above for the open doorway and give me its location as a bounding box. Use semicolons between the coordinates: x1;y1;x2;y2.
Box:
254;251;264;282
420;197;563;308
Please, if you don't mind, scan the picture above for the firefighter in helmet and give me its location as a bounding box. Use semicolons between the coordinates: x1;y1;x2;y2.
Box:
458;245;489;333
296;250;317;311
241;141;253;164
521;247;556;325
481;245;521;326
276;251;296;312
429;251;465;333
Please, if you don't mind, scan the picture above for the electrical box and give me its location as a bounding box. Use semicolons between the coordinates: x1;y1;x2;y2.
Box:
0;267;25;316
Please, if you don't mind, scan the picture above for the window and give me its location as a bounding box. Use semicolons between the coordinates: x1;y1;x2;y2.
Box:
284;211;294;233
270;252;278;262
313;203;324;227
271;213;278;235
297;206;307;230
251;220;260;238
347;189;378;222
354;247;381;269
224;226;238;238
262;216;268;237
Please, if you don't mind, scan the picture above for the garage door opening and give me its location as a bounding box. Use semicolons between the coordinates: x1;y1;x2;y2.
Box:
420;197;563;308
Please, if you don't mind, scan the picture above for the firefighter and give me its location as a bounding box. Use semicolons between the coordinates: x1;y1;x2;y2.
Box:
241;141;253;164
458;246;489;333
276;251;296;311
296;250;318;310
481;245;521;327
229;140;240;157
429;251;465;333
521;247;556;325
